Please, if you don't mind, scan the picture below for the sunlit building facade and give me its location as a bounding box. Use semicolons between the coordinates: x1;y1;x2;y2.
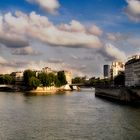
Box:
110;61;125;79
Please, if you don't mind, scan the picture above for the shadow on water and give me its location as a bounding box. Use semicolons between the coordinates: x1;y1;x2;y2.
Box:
95;95;140;108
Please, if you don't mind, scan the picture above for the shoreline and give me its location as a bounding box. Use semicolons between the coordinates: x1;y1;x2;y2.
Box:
0;84;74;94
95;87;140;103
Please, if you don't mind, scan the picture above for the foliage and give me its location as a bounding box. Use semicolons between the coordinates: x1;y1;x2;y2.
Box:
0;75;4;84
72;76;86;84
38;72;48;86
0;74;15;85
54;76;61;87
57;71;67;86
22;70;68;88
47;73;56;87
87;77;112;87
114;72;125;86
23;70;36;86
38;72;57;87
29;77;40;89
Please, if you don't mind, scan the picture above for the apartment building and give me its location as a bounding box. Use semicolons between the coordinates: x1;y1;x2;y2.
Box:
125;55;140;87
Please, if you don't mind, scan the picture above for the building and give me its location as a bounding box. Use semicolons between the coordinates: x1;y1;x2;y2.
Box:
59;71;72;84
64;71;72;84
125;55;140;87
10;71;24;85
110;61;125;79
103;65;110;79
42;67;57;75
42;67;53;74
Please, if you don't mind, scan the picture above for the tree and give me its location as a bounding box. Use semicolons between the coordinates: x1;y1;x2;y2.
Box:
38;72;48;86
23;70;36;86
57;71;67;86
72;77;83;84
3;74;15;85
54;76;61;87
114;72;125;86
29;77;40;89
47;73;56;87
0;75;4;85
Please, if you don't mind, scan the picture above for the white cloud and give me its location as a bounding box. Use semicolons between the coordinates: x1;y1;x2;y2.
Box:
125;0;140;22
88;25;103;36
58;20;86;32
105;43;127;61
0;11;102;49
26;0;60;14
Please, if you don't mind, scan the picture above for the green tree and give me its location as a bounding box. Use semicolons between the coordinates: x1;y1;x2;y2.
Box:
38;72;48;86
3;74;15;85
0;75;4;85
47;73;56;87
72;77;83;84
23;70;36;86
54;75;61;87
57;71;67;86
29;77;40;89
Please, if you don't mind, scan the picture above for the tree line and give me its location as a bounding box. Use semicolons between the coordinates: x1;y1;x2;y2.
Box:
72;72;125;87
23;70;67;89
0;74;15;85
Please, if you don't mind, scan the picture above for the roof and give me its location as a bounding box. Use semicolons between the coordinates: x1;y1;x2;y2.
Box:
125;58;140;66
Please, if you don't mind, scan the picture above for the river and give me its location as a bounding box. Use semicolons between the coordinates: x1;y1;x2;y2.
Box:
0;90;140;140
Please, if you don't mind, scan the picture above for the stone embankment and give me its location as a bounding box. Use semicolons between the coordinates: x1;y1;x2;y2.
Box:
28;84;77;94
95;87;140;103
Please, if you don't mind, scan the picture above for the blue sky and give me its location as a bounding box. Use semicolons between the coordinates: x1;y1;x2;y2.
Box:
0;0;140;77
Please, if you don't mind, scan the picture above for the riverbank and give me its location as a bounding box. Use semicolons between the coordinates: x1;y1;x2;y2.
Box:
0;84;77;94
95;87;140;103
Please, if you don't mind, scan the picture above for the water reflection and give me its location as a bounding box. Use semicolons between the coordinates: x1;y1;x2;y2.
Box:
0;91;140;140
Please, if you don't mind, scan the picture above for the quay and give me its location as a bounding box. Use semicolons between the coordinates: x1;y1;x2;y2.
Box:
95;87;140;103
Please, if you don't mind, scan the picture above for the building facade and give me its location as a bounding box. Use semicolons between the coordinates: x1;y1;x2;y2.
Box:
103;65;110;79
125;55;140;87
64;71;72;84
110;61;125;79
10;71;24;85
42;68;72;84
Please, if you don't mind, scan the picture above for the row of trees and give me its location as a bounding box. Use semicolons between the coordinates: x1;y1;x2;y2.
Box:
0;74;15;85
72;72;125;87
23;70;67;89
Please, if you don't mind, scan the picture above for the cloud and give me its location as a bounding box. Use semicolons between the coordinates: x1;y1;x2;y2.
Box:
107;33;129;41
0;56;8;65
124;0;140;22
47;58;63;63
87;25;103;36
0;13;29;48
58;20;86;32
98;43;127;61
12;46;42;55
0;11;102;49
126;36;140;47
26;0;60;14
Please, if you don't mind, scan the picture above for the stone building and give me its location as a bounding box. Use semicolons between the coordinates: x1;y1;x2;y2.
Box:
64;71;72;84
125;55;140;87
110;61;124;79
10;71;24;85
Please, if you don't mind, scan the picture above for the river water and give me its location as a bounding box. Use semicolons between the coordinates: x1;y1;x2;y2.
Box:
0;90;140;140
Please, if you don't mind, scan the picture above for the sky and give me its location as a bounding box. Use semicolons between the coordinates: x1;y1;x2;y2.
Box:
0;0;140;77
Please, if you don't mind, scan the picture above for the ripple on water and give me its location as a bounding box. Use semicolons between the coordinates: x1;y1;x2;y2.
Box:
0;91;140;140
